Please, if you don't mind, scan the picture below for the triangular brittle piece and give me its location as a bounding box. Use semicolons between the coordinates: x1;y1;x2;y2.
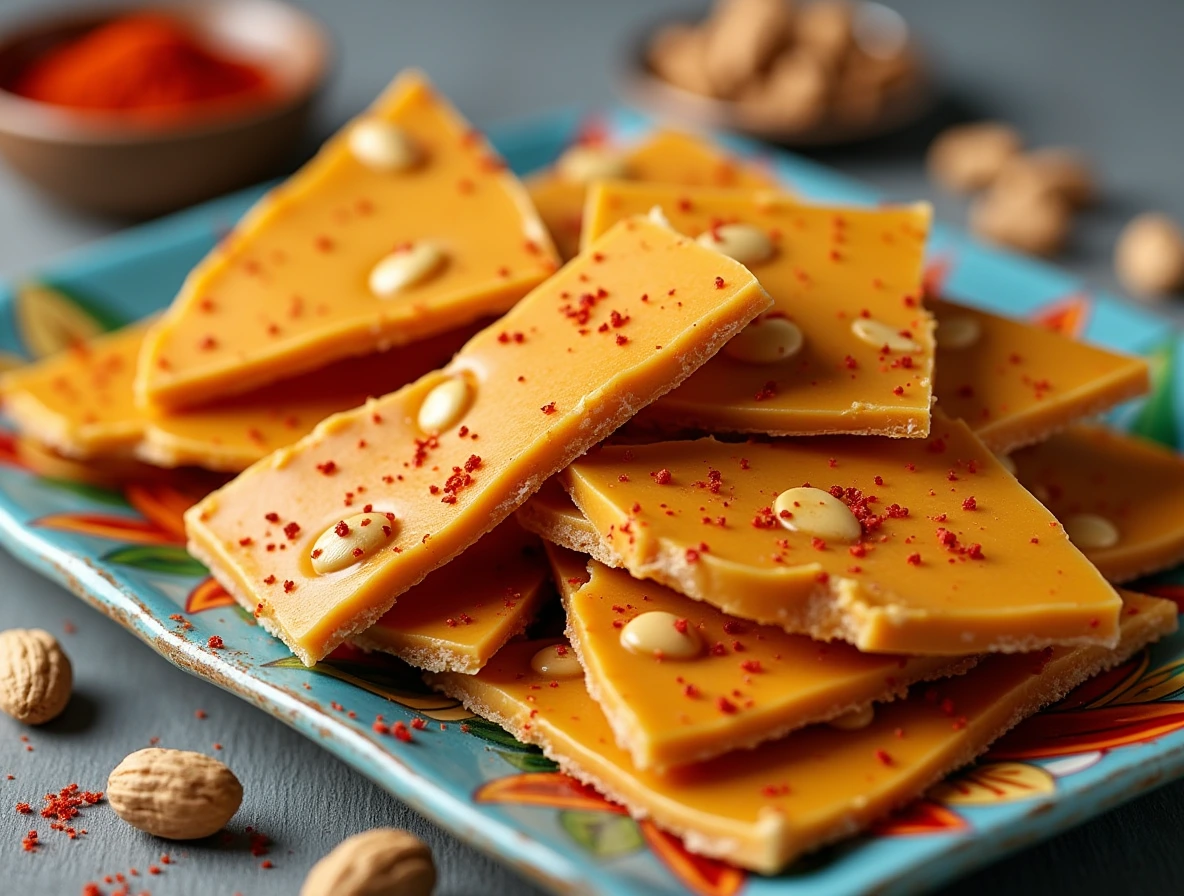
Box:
430;593;1174;874
527;129;776;260
584;181;934;437
548;544;971;771
932;297;1149;453
186;218;771;665
355;522;550;674
137;70;559;410
1014;425;1184;582
553;413;1123;655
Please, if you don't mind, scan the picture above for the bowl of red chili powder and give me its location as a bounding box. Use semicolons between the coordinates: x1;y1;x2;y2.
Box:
0;1;331;216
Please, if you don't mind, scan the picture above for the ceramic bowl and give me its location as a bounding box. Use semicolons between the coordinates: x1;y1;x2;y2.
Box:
0;0;331;217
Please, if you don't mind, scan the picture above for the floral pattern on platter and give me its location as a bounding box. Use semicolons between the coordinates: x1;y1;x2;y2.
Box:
1;110;1183;896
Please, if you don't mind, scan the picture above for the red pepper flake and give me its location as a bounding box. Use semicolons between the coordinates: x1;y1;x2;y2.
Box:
714;276;726;289
283;580;295;593
207;636;224;650
15;802;31;814
843;354;859;370
740;659;762;673
716;697;738;714
410;718;427;731
264;512;280;523
263;575;276;585
815;571;830;583
962;496;977;511
392;721;413;743
540;402;557;415
892;386;905;396
760;783;791;798
650;469;672;485
198;335;218;351
316;461;337;476
282;522;301;540
754;381;777;401
683;683;700;698
810;537;827;551
673;618;689;635
21;830;37;852
906;552;922;566
875;749;894;766
751;506;778;529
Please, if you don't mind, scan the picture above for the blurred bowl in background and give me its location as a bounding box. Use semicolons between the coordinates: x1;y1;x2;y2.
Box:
0;0;331;217
621;1;932;148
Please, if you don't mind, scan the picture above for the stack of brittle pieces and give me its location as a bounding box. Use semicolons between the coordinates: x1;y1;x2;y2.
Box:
5;69;1184;875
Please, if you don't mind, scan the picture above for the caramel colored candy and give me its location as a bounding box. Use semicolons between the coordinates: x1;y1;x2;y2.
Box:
137;71;558;411
927;122;1021;194
549;545;968;771
553;415;1123;655
1013;425;1184;583
970;185;1071;257
429;593;1174;874
354;522;549;674
1;321;475;472
584;181;934;437
526;130;775;261
930;297;1149;454
185;218;771;665
1114;213;1184;297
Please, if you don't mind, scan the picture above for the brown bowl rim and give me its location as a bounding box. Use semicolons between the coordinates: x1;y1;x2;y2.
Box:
0;0;334;146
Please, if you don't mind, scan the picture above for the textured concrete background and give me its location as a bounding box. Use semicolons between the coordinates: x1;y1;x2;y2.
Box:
2;2;1183;894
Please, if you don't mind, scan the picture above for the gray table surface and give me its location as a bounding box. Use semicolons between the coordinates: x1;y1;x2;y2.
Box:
3;1;1184;894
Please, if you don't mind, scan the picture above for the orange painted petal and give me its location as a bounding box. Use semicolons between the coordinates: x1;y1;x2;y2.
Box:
922;255;954;300
1031;293;1091;337
34;512;175;544
1141;584;1184;615
991;703;1184;760
640;820;746;896
1054;653;1147;712
871;799;969;836
185;577;237;614
124;483;195;542
475;772;627;814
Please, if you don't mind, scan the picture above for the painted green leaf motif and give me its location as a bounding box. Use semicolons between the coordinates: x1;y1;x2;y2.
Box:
463;716;542;753
1130;340;1179;449
102;545;208;577
495;750;559;773
41;478;129;507
559;810;643;859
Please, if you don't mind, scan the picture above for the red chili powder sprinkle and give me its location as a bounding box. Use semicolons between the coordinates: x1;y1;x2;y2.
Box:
392;721;413;743
264;512;280;523
906;552;922;566
714;276;725;289
410;718;427;731
283;580;295;593
716;697;738;714
650;469;672;485
962;496;977;511
207;636;224;650
540;402;557;415
316;461;337;475
282;522;300;540
875;749;894;766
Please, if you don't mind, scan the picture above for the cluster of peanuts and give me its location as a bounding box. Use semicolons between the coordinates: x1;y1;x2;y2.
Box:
648;0;921;133
1;627;436;895
927;122;1184;298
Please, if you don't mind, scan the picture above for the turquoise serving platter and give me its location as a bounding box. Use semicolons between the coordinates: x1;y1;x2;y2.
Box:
2;107;1184;896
